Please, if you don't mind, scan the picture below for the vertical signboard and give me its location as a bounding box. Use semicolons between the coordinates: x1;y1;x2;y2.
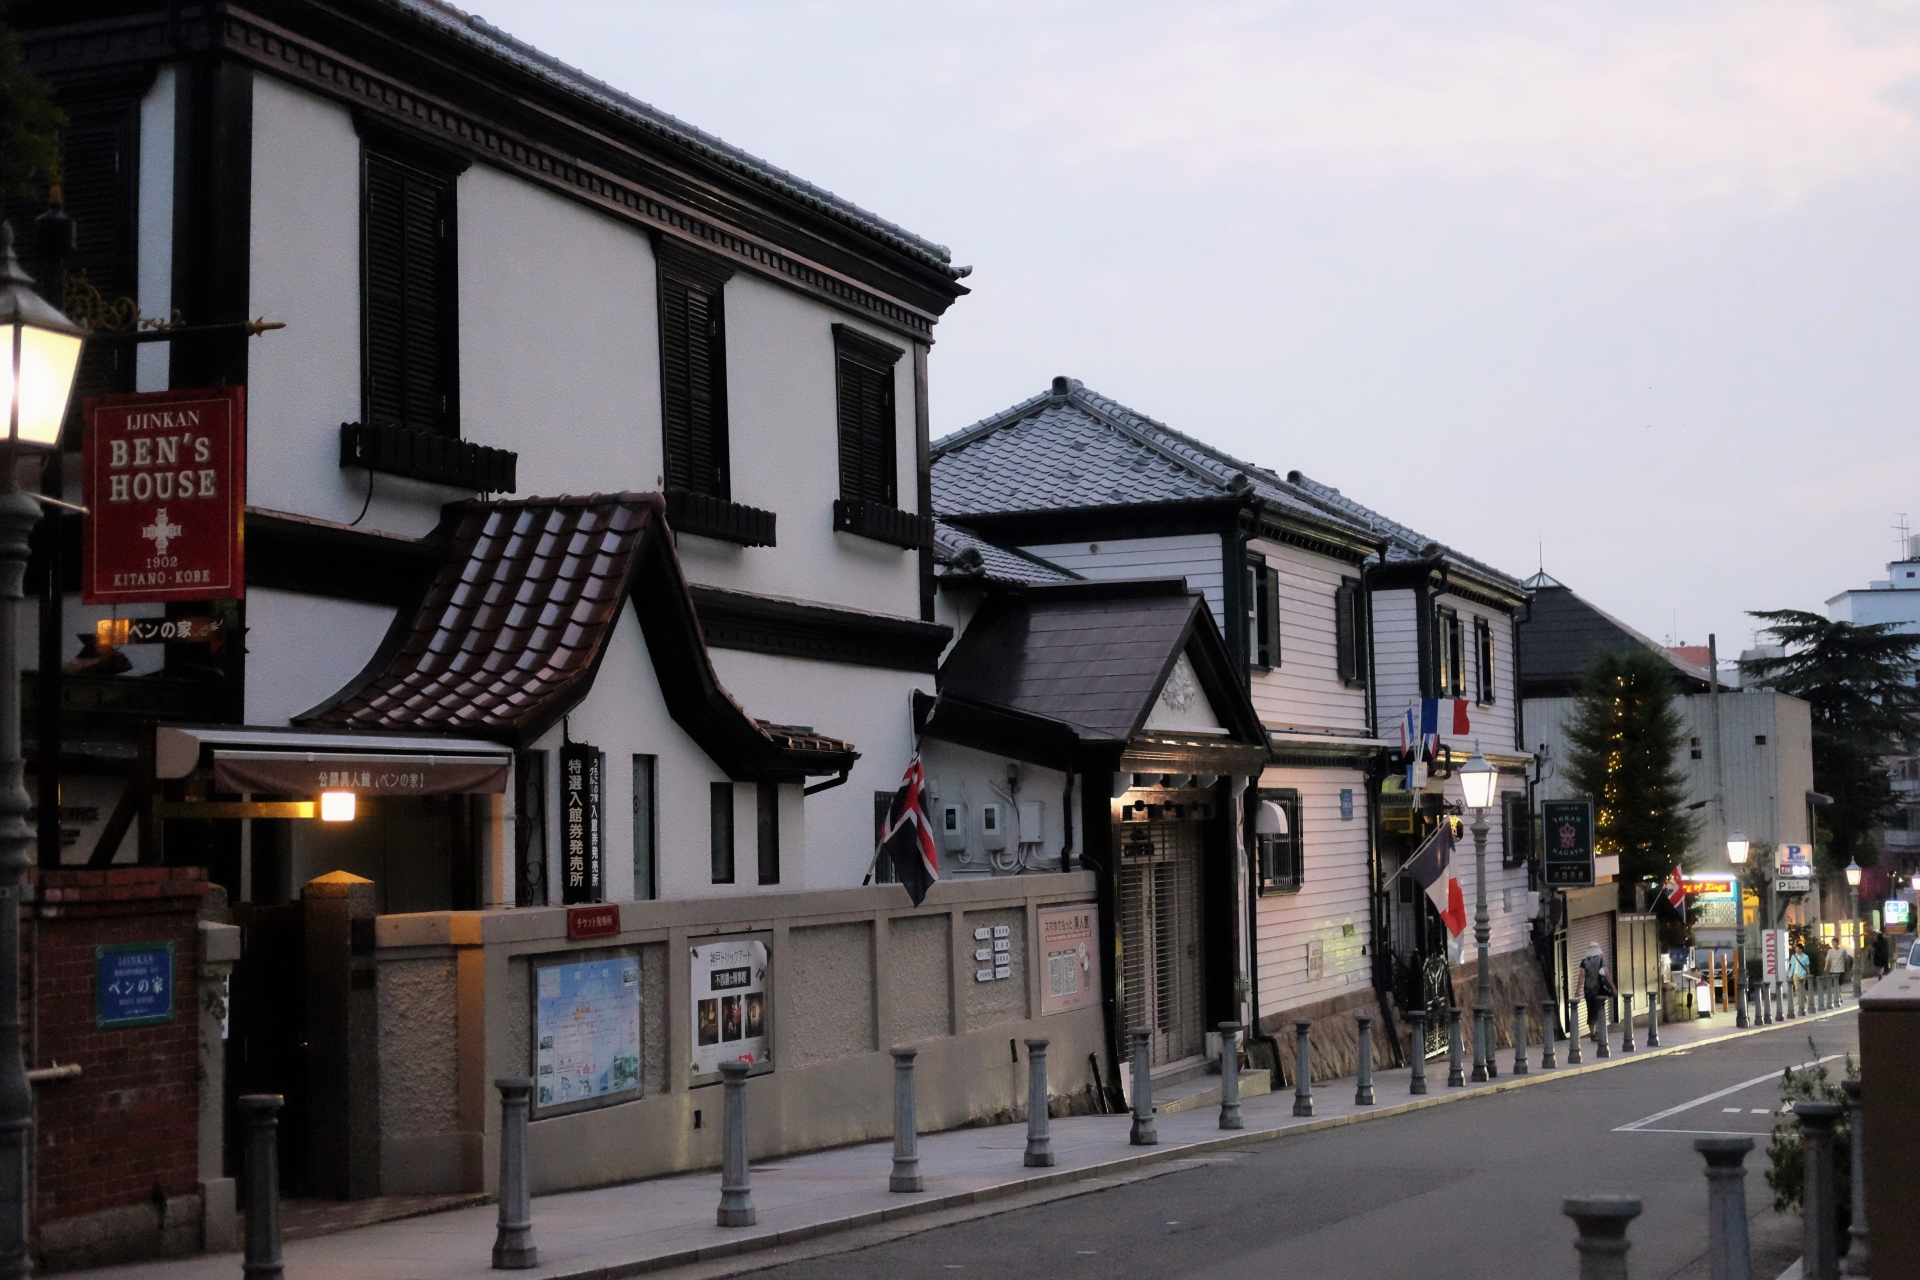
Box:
690;938;769;1077
560;742;603;904
1540;799;1595;888
81;387;245;604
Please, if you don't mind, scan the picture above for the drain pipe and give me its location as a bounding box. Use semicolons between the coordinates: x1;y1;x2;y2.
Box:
1241;777;1286;1089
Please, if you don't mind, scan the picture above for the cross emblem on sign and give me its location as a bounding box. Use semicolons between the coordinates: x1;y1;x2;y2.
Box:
141;508;183;555
1558;823;1575;848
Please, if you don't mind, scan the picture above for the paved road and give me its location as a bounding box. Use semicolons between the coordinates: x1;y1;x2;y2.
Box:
740;1013;1858;1280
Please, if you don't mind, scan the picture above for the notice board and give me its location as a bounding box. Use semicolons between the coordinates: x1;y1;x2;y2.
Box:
533;956;640;1111
690;937;769;1078
1037;905;1099;1016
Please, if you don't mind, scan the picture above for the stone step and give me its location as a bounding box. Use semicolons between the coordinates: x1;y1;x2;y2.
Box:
1155;1069;1273;1115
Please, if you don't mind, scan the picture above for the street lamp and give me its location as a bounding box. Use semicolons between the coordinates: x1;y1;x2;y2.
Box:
1459;748;1497;1082
0;221;84;1276
1845;858;1863;999
1727;830;1749;1028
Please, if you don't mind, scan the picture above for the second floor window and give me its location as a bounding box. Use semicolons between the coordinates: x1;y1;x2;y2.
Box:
363;148;460;436
1475;617;1496;705
833;326;903;509
1255;789;1303;894
1433;606;1465;697
658;242;735;498
1335;578;1366;687
1248;557;1280;669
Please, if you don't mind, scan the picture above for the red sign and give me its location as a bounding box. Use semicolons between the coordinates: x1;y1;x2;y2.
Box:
81;387;245;605
566;904;621;940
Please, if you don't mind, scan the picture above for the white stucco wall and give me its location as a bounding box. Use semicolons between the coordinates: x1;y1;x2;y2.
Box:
135;65;176;393
918;740;1075;878
242;588;398;725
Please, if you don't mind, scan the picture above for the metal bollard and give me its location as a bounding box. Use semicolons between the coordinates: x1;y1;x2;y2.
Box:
1471;1008;1490;1083
1542;1000;1559;1070
716;1060;757;1226
1024;1038;1053;1167
1407;1011;1428;1094
1840;1080;1867;1277
1447;1007;1466;1087
1218;1022;1244;1129
1786;981;1797;1020
1595;997;1611;1059
1647;987;1661;1048
1695;1136;1754;1280
1355;1014;1375;1106
1798;1100;1843;1280
1511;1003;1528;1076
1292;1020;1315;1117
1567;998;1584;1066
492;1079;538;1269
890;1047;922;1191
1129;1027;1157;1145
1564;1195;1643;1280
1621;993;1636;1053
239;1094;285;1280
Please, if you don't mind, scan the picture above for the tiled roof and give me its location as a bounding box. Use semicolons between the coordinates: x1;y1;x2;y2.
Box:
1283;471;1527;593
933;520;1080;587
1518;582;1714;697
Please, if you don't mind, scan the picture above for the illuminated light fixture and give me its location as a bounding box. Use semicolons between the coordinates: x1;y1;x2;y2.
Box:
95;618;131;649
1458;747;1497;811
0;223;85;449
1845;857;1862;888
319;791;357;823
1255;800;1289;836
1726;830;1749;865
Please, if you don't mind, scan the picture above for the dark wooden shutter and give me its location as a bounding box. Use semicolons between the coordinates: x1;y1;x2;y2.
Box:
1247;558;1280;668
832;326;904;507
364;150;458;436
1476;617;1495;704
1336;580;1359;685
40;98;142;415
658;242;734;498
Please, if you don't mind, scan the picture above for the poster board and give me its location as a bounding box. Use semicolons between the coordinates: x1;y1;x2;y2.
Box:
1037;905;1099;1016
533;955;640;1112
690;937;769;1079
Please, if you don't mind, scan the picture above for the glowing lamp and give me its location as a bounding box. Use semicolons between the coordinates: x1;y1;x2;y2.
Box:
319;791;357;823
1845;858;1862;888
0;223;85;450
1458;748;1497;811
1726;830;1749;865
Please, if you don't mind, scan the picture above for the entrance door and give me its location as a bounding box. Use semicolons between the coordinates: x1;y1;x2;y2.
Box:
1119;820;1205;1068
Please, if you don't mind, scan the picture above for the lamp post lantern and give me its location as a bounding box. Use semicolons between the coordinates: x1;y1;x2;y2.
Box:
1459;748;1498;1083
1727;830;1750;1028
0;220;85;1278
1845;858;1862;1000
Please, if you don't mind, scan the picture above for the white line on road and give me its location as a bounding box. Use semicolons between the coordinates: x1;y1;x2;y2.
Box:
1613;1056;1842;1133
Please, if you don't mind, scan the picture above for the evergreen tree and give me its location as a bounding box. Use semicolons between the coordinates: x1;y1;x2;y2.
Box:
1564;647;1696;884
1743;610;1920;869
0;2;65;209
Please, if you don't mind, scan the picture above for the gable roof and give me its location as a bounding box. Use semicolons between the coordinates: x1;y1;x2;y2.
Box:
1282;471;1528;600
1518;580;1713;699
933;520;1080;587
297;492;856;778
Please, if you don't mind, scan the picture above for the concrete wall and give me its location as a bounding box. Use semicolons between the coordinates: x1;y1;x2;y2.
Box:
373;874;1104;1196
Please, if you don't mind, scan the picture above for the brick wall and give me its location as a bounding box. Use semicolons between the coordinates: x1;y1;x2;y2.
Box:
30;868;208;1230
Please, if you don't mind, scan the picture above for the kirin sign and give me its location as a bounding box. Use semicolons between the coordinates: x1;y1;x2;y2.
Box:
81;387;245;605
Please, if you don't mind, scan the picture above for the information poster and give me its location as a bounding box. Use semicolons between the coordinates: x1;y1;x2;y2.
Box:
1038;905;1099;1016
1541;799;1595;888
534;956;640;1109
690;938;769;1077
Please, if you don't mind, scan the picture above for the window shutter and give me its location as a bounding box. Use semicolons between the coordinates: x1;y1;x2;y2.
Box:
1476;618;1495;704
1336;581;1358;684
658;242;735;499
1263;563;1282;668
832;326;904;508
364;151;457;436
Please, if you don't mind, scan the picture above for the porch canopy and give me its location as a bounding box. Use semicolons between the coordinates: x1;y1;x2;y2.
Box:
158;725;512;795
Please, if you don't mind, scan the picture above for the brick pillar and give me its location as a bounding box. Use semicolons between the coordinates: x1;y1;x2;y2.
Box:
197;920;240;1251
302;872;379;1200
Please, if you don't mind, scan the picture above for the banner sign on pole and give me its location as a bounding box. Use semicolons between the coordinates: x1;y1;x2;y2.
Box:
1541;799;1595;888
81;387;245;605
560;742;603;904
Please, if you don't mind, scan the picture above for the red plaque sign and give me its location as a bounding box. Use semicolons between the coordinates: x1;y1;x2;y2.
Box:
566;904;621;940
81;387;245;605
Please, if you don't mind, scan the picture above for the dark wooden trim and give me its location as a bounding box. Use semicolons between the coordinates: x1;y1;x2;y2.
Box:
244;507;450;606
918;692;1081;768
832;323;905;368
664;490;775;547
1251;515;1373;566
1367;558;1526;612
690;585;949;674
169;51;252;392
952;499;1241;549
913;343;934;622
654;234;738;290
832;498;930;549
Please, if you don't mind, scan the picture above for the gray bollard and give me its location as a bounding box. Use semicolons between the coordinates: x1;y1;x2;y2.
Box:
1512;1003;1529;1076
1567;998;1584;1066
1024;1038;1053;1167
1447;1007;1466;1087
492;1079;538;1269
1471;1008;1490;1083
1786;981;1797;1020
1218;1022;1244;1129
1542;1000;1560;1070
239;1094;285;1280
1695;1136;1754;1280
1621;993;1636;1053
1292;1020;1314;1117
1355;1014;1375;1105
1647;987;1661;1048
1840;1080;1867;1277
1595;996;1611;1059
1407;1011;1428;1094
716;1060;756;1226
890;1047;922;1191
1564;1195;1643;1280
1798;1100;1843;1280
1129;1026;1157;1145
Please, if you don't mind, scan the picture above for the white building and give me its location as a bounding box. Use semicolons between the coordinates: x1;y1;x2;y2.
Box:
1827;537;1920;866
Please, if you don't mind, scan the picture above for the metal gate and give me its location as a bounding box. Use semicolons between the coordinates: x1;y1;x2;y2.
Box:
1419;952;1453;1058
1119;820;1204;1068
1567;912;1614;1037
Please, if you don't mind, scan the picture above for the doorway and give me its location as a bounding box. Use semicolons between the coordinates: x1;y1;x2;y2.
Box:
1119;819;1205;1069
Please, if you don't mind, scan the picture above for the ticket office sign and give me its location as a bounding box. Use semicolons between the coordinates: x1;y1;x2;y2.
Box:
82;387;245;605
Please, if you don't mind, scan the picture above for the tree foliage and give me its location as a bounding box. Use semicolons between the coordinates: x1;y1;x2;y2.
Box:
1564;647;1696;883
0;1;64;209
1743;609;1920;869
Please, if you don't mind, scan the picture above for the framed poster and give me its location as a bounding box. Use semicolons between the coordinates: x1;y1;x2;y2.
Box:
1037;905;1099;1016
560;742;603;903
533;955;641;1112
690;937;769;1078
1540;799;1595;888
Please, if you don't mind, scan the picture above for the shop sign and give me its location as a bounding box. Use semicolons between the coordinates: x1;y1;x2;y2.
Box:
533;956;640;1110
1682;875;1738;927
1038;906;1099;1016
1541;799;1595;887
567;904;621;940
1762;929;1780;980
560;742;603;904
212;751;510;797
1884;899;1911;933
690;937;769;1078
1775;878;1812;895
96;941;174;1029
81;387;245;605
1778;845;1814;879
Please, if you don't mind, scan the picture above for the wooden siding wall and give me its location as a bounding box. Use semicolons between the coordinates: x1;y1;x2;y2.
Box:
1431;590;1518;757
1247;540;1367;735
1021;535;1226;626
1253;766;1372;1015
1378;779;1535;958
1370;589;1421;735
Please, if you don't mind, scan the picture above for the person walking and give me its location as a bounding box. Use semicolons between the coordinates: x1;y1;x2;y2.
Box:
1871;931;1890;979
1788;942;1810;1006
1579;942;1615;1042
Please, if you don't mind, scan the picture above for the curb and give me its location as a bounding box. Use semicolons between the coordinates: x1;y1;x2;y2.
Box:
542;1003;1860;1280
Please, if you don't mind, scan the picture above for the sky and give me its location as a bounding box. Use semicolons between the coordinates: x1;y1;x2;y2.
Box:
470;0;1920;655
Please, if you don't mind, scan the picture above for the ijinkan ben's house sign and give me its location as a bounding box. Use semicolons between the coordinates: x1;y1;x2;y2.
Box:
81;386;245;605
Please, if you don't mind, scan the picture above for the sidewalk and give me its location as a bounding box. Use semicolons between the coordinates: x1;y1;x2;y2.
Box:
78;998;1859;1280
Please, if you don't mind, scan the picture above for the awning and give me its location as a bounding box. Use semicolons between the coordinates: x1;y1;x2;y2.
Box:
212;750;509;796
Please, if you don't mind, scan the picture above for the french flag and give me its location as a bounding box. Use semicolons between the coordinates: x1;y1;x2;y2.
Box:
1404;821;1468;942
1420;698;1471;750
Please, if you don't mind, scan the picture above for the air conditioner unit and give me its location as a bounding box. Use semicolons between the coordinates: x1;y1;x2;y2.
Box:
979;803;1007;850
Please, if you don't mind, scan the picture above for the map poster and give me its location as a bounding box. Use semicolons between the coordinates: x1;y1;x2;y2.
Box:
1037;905;1099;1016
534;956;640;1111
690;937;769;1078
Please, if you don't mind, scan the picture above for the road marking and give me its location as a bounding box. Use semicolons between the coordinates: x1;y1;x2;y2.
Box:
1751;1109;1770;1115
1723;1107;1743;1112
1613;1055;1841;1133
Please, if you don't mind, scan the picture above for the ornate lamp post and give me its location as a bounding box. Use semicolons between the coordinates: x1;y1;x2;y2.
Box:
1727;829;1749;1028
0;222;86;1277
1459;748;1498;1083
1845;858;1862;999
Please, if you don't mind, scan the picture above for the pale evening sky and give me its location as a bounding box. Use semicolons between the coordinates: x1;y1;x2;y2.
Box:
471;0;1920;657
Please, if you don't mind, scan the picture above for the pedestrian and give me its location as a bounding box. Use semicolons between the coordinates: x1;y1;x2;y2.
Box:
1871;931;1890;978
1788;943;1810;1005
1580;942;1614;1041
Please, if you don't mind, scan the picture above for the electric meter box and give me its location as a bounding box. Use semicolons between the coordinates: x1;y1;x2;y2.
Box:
940;804;968;852
979;803;1008;850
1018;801;1044;844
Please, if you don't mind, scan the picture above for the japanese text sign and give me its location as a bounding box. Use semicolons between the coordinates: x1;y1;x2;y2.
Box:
1038;905;1100;1016
96;941;175;1029
560;742;603;904
1540;798;1595;888
82;387;245;605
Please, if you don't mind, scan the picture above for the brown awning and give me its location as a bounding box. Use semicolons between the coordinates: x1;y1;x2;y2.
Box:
212;751;510;797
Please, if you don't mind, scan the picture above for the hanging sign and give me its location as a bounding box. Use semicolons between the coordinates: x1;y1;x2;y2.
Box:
1778;845;1814;879
690;938;769;1078
560;742;603;904
81;387;246;605
1540;799;1595;888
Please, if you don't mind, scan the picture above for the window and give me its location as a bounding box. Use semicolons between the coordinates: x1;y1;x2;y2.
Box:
872;791;897;884
363;147;460;437
1254;788;1303;894
657;241;735;498
1335;578;1366;687
1474;617;1495;705
757;782;781;886
632;755;656;901
833;326;903;509
1247;557;1281;669
1433;607;1464;697
710;782;735;884
1502;793;1529;869
513;751;547;907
